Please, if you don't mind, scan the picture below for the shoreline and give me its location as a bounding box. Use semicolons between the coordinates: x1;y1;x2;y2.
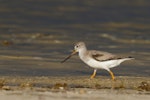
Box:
0;76;150;100
0;76;150;89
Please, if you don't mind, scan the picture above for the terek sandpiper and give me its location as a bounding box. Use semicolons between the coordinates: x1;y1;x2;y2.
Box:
61;42;134;80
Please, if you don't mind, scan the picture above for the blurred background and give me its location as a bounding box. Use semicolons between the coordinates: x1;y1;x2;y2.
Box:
0;0;149;77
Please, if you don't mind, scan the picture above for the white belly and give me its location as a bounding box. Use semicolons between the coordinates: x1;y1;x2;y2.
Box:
83;58;128;70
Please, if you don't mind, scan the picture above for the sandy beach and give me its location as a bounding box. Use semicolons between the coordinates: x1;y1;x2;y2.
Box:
0;76;149;100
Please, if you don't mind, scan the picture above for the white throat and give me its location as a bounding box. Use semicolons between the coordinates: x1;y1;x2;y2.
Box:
78;47;87;59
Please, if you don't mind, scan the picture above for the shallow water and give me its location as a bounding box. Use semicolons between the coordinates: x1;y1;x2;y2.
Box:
0;0;149;77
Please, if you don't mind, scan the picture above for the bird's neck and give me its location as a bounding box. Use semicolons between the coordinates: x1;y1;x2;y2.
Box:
78;47;87;57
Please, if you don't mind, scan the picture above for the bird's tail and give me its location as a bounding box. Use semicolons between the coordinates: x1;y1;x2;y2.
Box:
125;56;135;60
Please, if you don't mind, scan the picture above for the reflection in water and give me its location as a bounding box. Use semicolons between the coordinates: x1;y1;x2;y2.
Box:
0;0;149;77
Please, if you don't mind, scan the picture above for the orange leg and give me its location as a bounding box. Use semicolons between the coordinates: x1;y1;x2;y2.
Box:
108;70;115;81
90;69;97;79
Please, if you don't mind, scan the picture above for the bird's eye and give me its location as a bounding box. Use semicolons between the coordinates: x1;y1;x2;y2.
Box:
76;45;78;48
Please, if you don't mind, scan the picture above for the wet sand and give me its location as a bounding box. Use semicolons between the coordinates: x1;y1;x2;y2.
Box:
0;76;149;100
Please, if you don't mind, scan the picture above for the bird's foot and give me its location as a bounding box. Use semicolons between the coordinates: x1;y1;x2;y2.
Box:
112;77;116;81
90;75;95;79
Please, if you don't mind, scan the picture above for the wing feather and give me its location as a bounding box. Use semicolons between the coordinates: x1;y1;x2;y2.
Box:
88;50;115;61
89;50;134;61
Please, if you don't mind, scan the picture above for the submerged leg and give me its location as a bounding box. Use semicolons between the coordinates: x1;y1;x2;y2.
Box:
108;70;115;81
90;69;97;79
